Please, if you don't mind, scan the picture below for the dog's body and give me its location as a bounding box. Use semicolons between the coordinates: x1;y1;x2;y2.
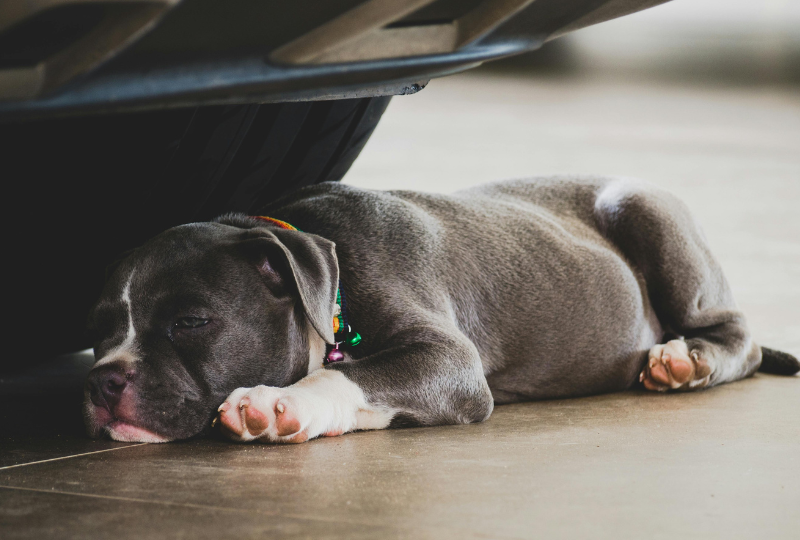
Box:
84;176;798;443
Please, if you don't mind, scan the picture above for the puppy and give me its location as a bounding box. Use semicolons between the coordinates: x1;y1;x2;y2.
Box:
84;177;799;443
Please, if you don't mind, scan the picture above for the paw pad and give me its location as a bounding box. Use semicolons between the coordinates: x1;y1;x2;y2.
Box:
243;402;270;434
274;401;301;437
641;340;711;391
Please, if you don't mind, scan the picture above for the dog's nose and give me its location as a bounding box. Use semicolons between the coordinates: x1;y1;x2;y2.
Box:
87;366;131;412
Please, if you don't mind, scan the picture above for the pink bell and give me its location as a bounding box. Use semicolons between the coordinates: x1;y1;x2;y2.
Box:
326;344;344;363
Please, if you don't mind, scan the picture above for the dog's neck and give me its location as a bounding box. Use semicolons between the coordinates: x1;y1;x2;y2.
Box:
307;323;326;374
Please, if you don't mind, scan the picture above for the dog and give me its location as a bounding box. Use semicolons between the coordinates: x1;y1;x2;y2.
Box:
84;176;799;443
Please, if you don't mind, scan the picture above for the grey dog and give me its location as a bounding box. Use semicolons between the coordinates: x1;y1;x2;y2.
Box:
84;176;799;443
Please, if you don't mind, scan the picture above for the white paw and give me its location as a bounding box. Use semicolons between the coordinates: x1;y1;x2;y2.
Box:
640;339;711;391
216;385;314;443
214;370;395;444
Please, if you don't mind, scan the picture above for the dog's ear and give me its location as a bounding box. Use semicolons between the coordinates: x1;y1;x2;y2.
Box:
239;228;339;344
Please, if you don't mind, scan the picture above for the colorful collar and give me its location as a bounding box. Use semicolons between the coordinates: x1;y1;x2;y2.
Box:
253;216;361;363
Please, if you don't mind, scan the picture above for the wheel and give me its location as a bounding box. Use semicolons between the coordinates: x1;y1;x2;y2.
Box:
2;97;391;371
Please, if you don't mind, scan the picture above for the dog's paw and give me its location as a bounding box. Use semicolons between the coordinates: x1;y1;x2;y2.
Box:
640;340;711;391
213;370;396;444
216;385;320;443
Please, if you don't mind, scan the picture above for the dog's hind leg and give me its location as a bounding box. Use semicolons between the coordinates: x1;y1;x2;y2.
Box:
594;180;762;391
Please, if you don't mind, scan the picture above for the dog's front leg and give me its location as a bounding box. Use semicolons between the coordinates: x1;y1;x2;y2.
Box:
217;334;493;443
217;369;395;443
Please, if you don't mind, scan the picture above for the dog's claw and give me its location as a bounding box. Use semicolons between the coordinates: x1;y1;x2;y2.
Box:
276;402;285;413
211;416;218;428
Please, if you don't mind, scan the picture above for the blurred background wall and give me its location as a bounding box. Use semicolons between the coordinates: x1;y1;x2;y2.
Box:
495;0;800;85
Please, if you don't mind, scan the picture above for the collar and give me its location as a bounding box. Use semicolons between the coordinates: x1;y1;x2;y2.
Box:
253;216;361;364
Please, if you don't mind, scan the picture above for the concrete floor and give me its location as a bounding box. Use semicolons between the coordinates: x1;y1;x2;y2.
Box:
2;70;799;538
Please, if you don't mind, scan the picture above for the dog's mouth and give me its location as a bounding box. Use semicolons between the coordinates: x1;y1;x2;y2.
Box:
103;420;170;443
85;399;171;443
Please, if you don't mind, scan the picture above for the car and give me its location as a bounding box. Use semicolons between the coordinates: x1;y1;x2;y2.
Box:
0;0;669;370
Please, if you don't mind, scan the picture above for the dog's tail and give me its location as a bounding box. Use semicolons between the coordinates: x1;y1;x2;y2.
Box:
758;346;800;375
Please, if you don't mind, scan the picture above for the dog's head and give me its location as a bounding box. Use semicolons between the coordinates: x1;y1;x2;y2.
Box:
83;215;338;442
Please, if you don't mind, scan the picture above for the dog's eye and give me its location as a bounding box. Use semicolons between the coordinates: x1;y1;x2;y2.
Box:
174;317;210;329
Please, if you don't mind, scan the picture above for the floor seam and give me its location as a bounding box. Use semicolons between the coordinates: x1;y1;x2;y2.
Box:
0;443;149;471
0;484;523;539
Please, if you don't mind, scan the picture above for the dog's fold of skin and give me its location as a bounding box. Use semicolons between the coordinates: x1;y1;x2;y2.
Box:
84;176;799;443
